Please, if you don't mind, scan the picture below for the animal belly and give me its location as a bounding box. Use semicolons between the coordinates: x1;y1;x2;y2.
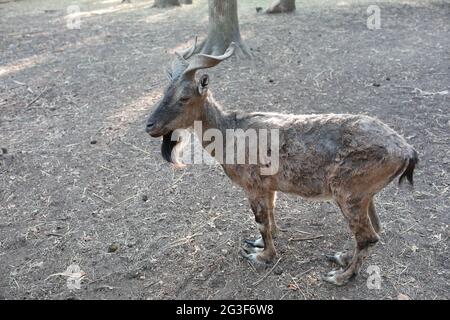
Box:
276;177;331;200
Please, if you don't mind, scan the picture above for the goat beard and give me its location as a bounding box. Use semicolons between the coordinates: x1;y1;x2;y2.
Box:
161;131;186;168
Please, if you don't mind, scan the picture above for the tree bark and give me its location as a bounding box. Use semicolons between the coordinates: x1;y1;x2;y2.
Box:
196;0;251;58
152;0;181;8
266;0;295;14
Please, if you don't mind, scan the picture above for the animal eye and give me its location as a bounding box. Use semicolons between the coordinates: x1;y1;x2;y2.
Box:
180;97;190;103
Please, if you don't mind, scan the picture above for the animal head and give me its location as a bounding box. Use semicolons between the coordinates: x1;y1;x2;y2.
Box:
145;38;235;162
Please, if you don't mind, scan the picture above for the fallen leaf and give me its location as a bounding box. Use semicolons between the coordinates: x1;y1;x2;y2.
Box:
397;293;411;300
287;283;298;291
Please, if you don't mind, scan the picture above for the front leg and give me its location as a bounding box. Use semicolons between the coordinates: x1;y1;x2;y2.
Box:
241;191;277;264
244;191;279;248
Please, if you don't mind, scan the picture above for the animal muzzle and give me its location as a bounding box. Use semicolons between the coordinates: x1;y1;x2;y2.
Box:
145;120;164;137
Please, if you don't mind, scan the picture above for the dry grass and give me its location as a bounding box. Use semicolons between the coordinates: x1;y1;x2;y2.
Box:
0;0;449;300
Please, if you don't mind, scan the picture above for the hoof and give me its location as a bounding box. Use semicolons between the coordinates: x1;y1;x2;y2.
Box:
324;251;352;268
240;249;272;267
244;236;264;248
322;269;353;286
242;244;263;254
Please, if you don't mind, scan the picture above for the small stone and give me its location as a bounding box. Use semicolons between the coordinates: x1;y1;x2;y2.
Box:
90;140;97;145
126;272;140;279
372;83;381;87
108;243;119;253
142;195;148;202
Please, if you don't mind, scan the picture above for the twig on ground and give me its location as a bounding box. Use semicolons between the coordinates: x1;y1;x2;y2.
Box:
288;272;307;300
25;86;51;108
167;232;203;249
120;140;153;156
289;234;323;241
164;170;187;191
112;195;137;208
253;257;282;286
46;233;64;237
92;192;113;205
296;267;314;279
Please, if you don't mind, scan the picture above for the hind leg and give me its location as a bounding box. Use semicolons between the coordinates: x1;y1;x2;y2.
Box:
326;199;381;267
368;200;381;234
269;192;279;238
323;196;379;285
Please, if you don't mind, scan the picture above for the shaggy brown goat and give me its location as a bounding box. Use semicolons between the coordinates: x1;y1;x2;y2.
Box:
145;40;418;286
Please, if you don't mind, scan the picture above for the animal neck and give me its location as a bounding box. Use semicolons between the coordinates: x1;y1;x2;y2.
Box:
199;93;232;133
196;92;237;164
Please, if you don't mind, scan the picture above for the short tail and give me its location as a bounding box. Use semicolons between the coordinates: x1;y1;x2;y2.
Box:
399;149;418;185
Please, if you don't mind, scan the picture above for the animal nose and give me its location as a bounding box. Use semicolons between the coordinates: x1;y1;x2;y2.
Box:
146;121;155;132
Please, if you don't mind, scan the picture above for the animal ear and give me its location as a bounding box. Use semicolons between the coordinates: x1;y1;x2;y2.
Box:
198;74;209;95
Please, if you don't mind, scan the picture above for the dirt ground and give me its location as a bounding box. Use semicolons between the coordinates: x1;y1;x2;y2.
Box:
0;0;449;300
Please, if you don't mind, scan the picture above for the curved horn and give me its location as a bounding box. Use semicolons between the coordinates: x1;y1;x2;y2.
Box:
179;36;197;60
170;37;198;80
183;42;236;78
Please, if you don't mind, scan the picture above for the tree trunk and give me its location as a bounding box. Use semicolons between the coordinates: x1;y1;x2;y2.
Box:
266;0;295;14
152;0;181;8
197;0;251;58
180;0;192;4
